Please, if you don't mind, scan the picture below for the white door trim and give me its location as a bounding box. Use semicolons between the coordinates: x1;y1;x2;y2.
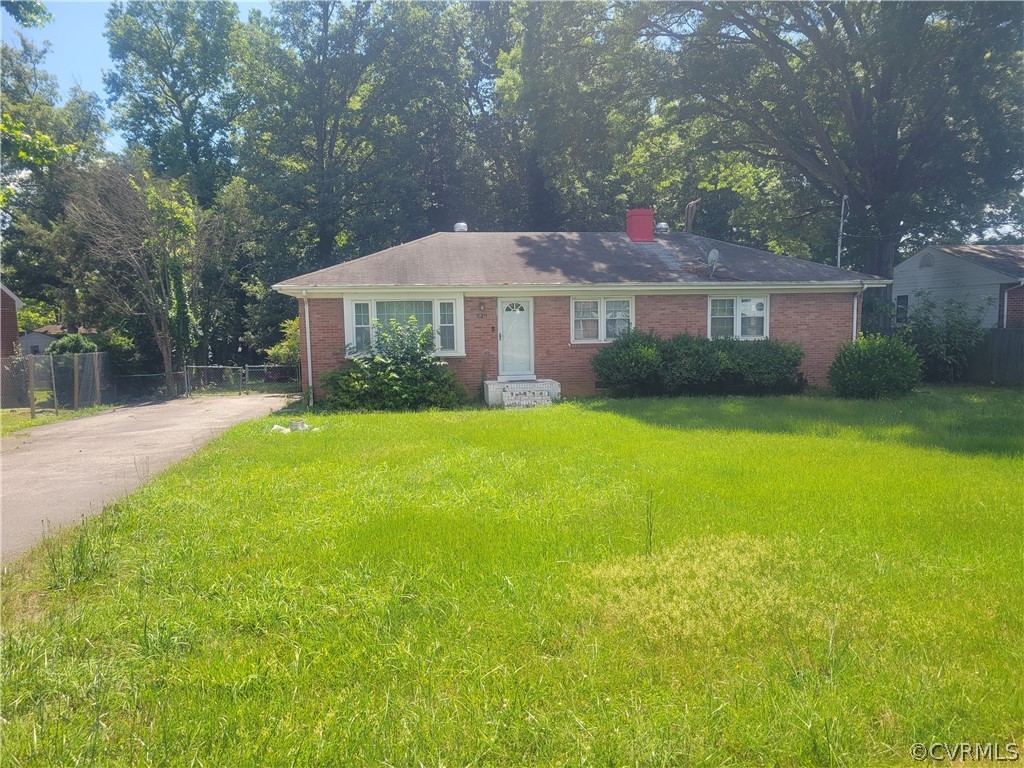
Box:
498;297;535;380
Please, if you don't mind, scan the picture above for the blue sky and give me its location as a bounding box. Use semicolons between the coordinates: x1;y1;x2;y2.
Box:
2;1;271;152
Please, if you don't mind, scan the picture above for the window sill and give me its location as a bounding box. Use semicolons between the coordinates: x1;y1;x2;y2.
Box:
570;339;615;345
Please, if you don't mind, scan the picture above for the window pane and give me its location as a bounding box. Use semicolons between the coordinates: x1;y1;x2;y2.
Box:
710;317;734;338
354;326;371;353
605;299;630;319
439;301;454;325
739;298;766;337
574;319;599;340
606;318;630;339
354;302;370;326
376;300;433;330
710;298;734;317
438;326;455;351
574;300;599;319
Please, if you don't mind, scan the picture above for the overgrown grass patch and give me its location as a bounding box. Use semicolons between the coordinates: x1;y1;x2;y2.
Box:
2;387;1021;766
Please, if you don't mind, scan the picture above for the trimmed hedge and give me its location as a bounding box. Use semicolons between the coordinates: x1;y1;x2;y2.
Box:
828;334;921;399
592;331;805;397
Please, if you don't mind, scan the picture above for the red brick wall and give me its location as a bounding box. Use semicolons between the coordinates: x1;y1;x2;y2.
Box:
298;291;861;401
298;297;346;400
770;292;858;385
1;290;18;358
1003;284;1024;329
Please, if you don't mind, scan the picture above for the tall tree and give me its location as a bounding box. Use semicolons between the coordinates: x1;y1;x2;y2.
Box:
104;0;241;206
629;1;1024;277
67;160;199;393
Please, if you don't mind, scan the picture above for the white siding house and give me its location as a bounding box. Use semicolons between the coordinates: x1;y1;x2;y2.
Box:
892;245;1024;328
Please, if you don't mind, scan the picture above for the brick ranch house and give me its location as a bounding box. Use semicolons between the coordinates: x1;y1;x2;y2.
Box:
273;210;888;403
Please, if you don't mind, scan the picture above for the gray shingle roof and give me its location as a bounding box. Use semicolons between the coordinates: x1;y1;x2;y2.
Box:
276;231;883;289
930;245;1024;279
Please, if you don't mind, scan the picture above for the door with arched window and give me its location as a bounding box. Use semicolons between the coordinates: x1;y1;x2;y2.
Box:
498;298;534;379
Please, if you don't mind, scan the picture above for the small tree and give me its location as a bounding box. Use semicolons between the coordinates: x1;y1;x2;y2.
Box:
899;292;990;383
264;318;299;366
321;317;464;411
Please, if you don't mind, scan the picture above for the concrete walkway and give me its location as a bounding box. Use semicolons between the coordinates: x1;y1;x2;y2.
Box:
1;394;290;562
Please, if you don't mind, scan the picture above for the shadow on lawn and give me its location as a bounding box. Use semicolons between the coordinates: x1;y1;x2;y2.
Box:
586;387;1024;457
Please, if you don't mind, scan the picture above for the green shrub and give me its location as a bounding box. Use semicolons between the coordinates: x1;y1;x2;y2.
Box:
321;317;465;411
899;292;989;383
828;334;921;399
723;338;805;394
96;330;141;375
594;331;806;397
591;329;663;396
45;333;98;355
660;334;723;394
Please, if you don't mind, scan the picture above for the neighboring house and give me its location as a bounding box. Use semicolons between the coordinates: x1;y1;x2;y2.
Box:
18;330;57;355
273;209;887;403
892;244;1024;329
1;281;24;358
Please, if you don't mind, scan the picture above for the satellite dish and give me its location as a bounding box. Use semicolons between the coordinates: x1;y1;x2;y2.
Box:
708;248;720;266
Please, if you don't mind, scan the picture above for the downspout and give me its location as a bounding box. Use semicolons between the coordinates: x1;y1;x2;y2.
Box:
302;290;314;407
1003;279;1024;329
852;281;866;341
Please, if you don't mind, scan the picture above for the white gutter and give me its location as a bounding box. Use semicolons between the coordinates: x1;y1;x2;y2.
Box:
852;281;866;341
302;290;314;407
272;279;891;300
1003;279;1024;329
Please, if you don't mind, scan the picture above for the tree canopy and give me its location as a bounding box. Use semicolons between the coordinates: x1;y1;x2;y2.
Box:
1;0;1021;369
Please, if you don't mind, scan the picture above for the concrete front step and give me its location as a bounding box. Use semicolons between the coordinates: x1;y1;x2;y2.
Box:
483;379;561;408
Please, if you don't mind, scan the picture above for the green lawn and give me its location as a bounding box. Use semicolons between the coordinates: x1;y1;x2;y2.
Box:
2;388;1021;766
1;405;113;437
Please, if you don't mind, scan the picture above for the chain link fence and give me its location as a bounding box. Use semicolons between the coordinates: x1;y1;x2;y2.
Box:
1;352;115;412
2;356;299;419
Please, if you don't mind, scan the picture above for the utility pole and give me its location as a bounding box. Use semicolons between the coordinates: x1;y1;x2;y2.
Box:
837;195;849;268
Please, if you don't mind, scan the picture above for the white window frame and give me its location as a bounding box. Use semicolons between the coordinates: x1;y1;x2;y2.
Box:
570;296;635;343
707;295;770;340
344;296;465;357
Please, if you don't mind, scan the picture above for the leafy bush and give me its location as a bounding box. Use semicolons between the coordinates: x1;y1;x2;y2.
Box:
265;318;300;366
899;292;989;383
321;317;465;411
45;333;98;355
594;331;805;397
660;334;723;394
590;329;664;396
721;338;805;393
828;334;921;399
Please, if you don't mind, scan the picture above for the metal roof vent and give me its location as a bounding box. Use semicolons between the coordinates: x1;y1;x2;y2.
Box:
655;222;670;234
453;222;469;232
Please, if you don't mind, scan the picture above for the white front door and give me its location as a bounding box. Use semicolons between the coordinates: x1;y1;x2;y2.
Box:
498;298;534;379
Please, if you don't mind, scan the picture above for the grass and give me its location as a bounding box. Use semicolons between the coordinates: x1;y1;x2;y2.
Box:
1;405;114;437
1;387;1021;766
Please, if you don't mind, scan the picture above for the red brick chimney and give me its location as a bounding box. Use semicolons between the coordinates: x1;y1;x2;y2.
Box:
626;208;654;242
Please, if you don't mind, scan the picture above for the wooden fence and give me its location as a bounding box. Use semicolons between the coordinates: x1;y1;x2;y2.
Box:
965;328;1024;386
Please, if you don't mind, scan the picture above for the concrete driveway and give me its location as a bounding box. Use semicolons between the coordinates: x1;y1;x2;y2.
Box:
1;394;290;562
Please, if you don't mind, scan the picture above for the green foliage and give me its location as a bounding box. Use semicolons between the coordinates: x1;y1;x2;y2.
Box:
321;317;465;412
15;297;56;332
828;335;922;399
594;331;805;397
899;292;991;384
264;317;299;366
590;329;664;397
1;0;52;27
45;333;97;356
96;330;141;375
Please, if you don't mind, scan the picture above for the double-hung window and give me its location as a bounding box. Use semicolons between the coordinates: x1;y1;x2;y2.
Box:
347;298;462;356
708;296;768;339
572;297;634;343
